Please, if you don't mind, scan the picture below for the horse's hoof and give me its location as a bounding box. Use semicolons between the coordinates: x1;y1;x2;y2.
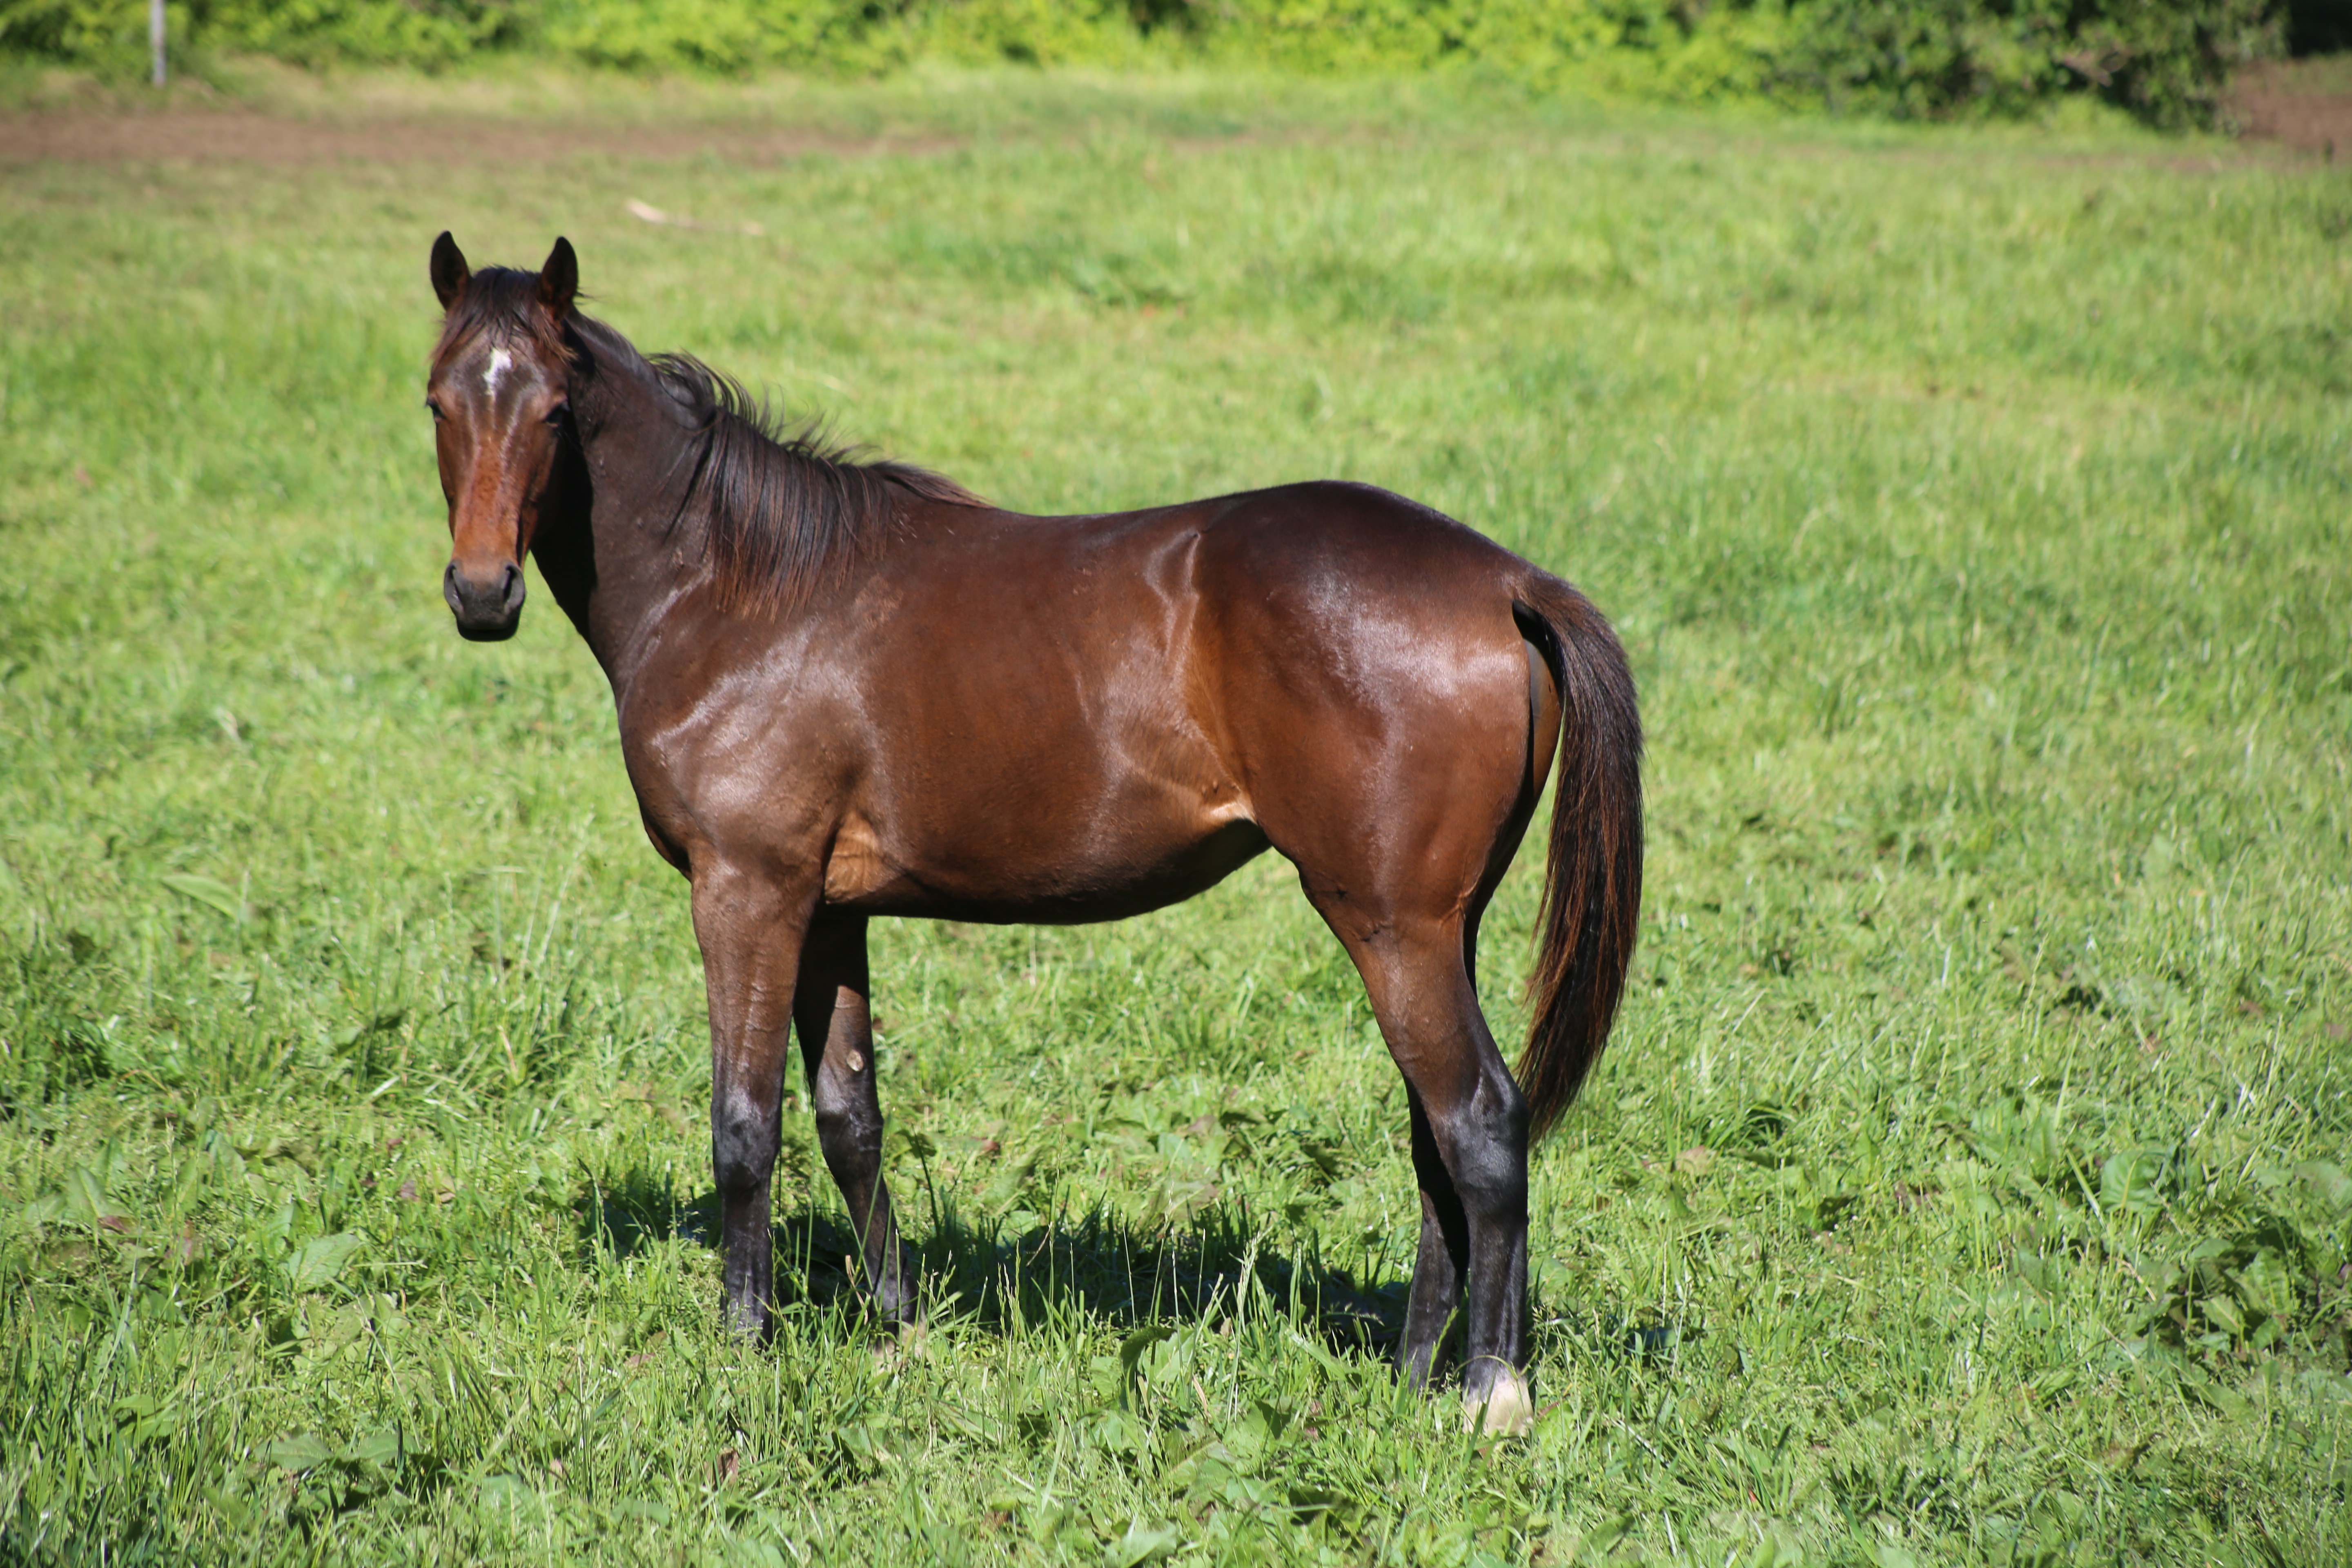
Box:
1462;1367;1535;1439
876;1316;929;1365
724;1297;771;1343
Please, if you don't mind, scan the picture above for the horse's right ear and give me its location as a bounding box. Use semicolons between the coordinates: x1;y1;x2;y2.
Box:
537;236;578;319
430;232;470;311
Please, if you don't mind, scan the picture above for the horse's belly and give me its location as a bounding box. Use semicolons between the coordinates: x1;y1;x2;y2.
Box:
822;797;1270;924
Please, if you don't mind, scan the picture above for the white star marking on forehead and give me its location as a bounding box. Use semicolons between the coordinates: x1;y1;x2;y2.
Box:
483;347;513;396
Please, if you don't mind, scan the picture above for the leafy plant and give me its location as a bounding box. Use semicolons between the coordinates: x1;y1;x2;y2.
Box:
0;0;2295;127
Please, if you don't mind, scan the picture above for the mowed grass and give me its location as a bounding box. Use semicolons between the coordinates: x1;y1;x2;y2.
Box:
2;69;2349;1566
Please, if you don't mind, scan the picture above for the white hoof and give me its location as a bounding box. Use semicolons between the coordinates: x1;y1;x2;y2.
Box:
1463;1367;1535;1438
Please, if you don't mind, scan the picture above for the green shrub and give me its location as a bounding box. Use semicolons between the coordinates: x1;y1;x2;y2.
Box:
536;0;839;73
0;0;156;70
0;0;526;71
0;0;2296;128
1774;0;2287;129
208;0;527;68
894;0;1171;68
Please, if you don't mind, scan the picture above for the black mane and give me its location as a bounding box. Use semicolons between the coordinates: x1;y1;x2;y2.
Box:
646;352;985;613
439;282;984;613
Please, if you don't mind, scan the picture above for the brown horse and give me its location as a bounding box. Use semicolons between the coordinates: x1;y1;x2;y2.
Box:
423;233;1640;1430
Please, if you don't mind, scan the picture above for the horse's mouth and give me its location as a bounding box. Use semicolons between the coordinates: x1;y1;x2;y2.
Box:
453;610;522;642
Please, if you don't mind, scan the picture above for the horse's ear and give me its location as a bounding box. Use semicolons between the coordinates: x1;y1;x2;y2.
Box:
539;236;578;319
430;231;470;311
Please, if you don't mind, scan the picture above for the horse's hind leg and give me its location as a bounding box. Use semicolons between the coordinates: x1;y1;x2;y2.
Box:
1314;907;1531;1417
792;912;913;1321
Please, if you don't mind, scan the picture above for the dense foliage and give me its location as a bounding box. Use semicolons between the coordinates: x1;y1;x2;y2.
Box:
0;0;2293;128
1775;0;2285;125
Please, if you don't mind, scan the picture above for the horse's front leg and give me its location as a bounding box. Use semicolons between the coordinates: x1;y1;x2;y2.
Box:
693;862;817;1341
793;912;913;1321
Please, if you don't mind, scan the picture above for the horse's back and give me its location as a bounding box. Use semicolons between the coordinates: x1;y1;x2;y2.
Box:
1185;477;1547;724
1196;479;1530;588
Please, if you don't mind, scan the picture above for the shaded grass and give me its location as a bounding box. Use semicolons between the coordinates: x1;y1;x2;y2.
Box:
1;68;2349;1565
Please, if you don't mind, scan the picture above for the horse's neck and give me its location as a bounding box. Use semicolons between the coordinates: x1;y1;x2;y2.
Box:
534;339;709;694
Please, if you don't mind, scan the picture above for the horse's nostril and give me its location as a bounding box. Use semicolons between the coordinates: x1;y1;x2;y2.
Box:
445;561;521;631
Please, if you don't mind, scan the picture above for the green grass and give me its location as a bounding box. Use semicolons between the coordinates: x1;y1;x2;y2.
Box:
2;67;2349;1566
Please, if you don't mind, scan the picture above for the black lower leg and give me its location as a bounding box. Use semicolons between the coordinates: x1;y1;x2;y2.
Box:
719;1177;774;1337
815;1108;909;1317
712;1097;781;1339
1399;1091;1470;1387
796;916;912;1320
1449;1065;1531;1400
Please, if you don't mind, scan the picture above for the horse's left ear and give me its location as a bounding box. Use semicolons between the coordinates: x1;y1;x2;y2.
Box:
539;236;578;318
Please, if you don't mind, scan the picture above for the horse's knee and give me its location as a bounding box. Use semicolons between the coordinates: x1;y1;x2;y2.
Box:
812;1103;881;1170
809;1053;882;1157
711;1100;779;1195
1433;1069;1529;1220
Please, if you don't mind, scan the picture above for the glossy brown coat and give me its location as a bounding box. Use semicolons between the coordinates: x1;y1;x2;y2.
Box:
423;235;1641;1419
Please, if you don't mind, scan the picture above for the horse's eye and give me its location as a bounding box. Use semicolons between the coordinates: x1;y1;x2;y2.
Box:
425;398;446;421
544;404;570;427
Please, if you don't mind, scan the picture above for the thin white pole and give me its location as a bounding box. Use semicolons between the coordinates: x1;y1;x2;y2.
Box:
150;0;165;87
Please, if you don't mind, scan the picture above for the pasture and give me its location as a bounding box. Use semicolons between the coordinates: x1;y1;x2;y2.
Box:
2;69;2348;1565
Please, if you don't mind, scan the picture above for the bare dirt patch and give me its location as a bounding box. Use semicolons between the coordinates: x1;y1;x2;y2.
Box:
10;63;2351;171
0;107;955;167
2228;57;2352;158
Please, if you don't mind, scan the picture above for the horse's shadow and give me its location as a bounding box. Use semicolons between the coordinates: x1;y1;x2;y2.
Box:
575;1167;1689;1372
577;1164;1409;1359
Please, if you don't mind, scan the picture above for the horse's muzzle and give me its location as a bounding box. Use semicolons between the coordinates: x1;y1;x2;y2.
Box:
445;560;525;641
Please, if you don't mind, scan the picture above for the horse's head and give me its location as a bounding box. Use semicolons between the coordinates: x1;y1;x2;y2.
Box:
425;232;578;642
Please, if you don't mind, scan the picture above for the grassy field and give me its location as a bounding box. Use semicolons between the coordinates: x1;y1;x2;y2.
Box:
2;68;2349;1566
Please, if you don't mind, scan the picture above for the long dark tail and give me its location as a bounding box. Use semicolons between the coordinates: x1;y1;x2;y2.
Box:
1513;580;1643;1143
